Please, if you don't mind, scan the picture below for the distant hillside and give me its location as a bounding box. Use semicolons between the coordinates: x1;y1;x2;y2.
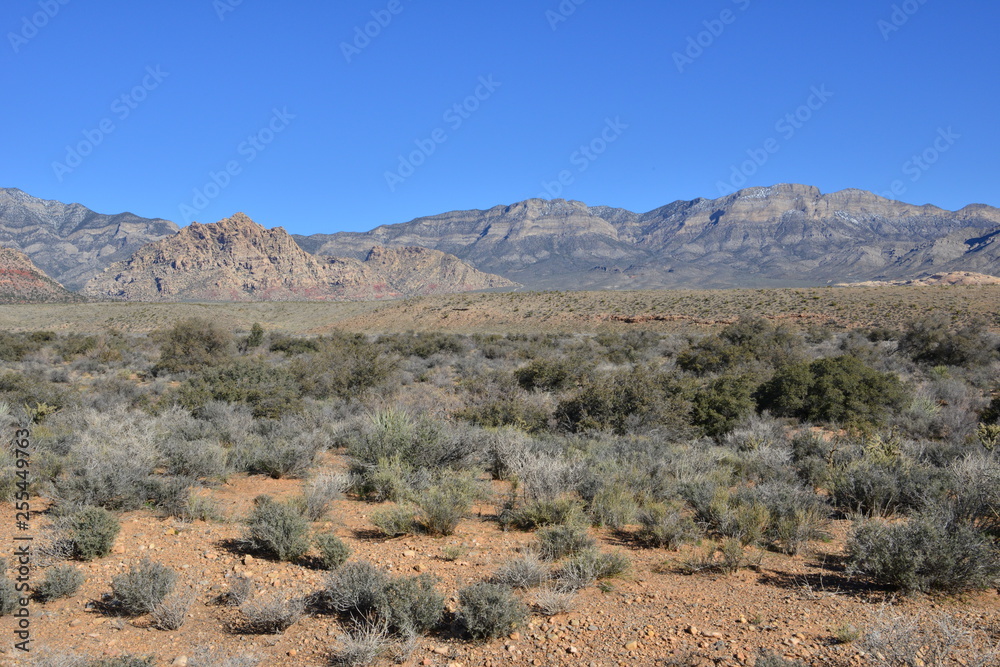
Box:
0;246;84;303
0;188;179;291
295;184;1000;289
82;213;516;301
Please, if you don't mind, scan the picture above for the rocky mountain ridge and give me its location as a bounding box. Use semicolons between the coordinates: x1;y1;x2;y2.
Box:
0;246;83;303
0;188;179;290
82;213;515;301
295;184;1000;289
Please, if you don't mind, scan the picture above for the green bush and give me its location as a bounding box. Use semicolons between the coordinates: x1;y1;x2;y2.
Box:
176;359;302;419
371;504;418;538
315;533;351;570
35;565;84;602
847;510;1000;594
756;355;908;426
414;474;480;536
457;582;528;640
111;559;177;615
244;495;311;562
239;593;305;634
691;374;757;437
491;552;550;589
153;317;233;375
899;315;996;368
71;506;120;560
504;496;586;531
515;358;577;392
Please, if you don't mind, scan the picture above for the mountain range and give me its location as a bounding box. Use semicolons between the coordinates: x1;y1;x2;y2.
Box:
1;184;999;302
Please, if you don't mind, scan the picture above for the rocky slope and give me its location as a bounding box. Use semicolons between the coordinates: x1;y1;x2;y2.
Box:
295;184;1000;289
82;213;515;301
0;188;179;290
0;245;83;303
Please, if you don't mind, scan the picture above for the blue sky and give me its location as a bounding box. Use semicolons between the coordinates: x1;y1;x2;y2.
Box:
2;0;997;234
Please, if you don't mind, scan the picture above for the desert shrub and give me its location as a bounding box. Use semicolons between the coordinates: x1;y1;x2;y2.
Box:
321;562;443;636
153;318;233;376
756;355;908;426
514;358;577;392
414;474;481;536
691;374;756;437
218;575;255;607
300;472;348;521
899;314;997;368
229;434;318;480
536;524;596;561
332;621;392;667
730;482;830;554
239;593;304;634
380;331;466;359
860;607;999;667
159;437;228;480
0;330;49;361
682;537;764;575
533;587;577;615
243;496;311;562
457;582;528;640
70;506;120;560
111;558;177;615
0;577;18;615
755;652;808;667
558;549;629;588
322;561;390;617
832;454;948;517
315;533;351;570
720;317;803;365
292;334;397;401
151;587;195;631
677;335;749;375
371;503;418;538
454;385;551;433
636;501;700;549
269;333;321;355
491;552;550;589
176;359;302;419
847;510;1000;594
0;370;70;417
346;409;476;476
35;565;84;601
504;496;586;531
588;484;639;530
240;322;265;352
555;366;689;435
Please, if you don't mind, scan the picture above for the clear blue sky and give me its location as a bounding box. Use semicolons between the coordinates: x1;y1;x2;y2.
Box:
2;0;997;234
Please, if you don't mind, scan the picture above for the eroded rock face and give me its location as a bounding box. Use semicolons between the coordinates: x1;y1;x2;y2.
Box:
295;184;1000;289
82;213;516;301
0;246;83;303
0;188;179;291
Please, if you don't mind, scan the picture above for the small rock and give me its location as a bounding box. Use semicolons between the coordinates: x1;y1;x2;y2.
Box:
414;564;426;573
287;650;297;657
171;657;188;667
509;632;521;640
433;647;450;656
243;555;254;565
687;625;699;635
624;641;640;651
567;646;579;654
402;550;417;557
69;619;82;627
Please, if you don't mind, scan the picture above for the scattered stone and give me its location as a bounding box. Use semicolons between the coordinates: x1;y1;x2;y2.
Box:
687;625;699;635
624;641;640;651
403;550;417;557
171;657;188;667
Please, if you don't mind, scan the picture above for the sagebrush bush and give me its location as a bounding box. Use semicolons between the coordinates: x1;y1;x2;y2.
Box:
847;510;1000;594
321;562;443;636
414;474;481;536
300;472;348;520
371;504;417;538
151;588;195;631
332;620;392;667
457;582;528;640
557;549;630;589
70;506;120;560
35;565;84;602
491;552;550;589
535;524;596;561
0;577;18;615
315;533;351;570
239;593;305;634
504;496;585;531
636;501;700;549
111;559;177;616
244;496;311;562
